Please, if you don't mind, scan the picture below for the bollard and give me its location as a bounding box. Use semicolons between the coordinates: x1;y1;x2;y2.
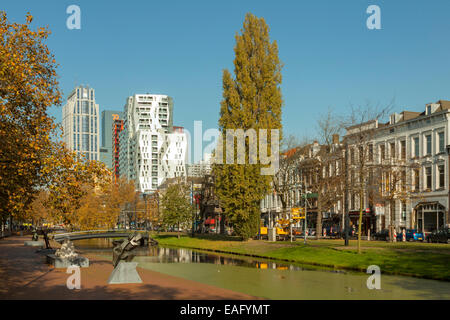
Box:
393;229;397;242
402;229;406;242
323;228;326;238
368;229;371;241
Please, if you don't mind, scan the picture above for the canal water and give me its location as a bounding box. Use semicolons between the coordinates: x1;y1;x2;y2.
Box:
75;238;450;300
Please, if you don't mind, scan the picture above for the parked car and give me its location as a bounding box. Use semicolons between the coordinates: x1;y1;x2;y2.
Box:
373;229;390;241
426;227;450;244
396;229;424;242
324;227;340;238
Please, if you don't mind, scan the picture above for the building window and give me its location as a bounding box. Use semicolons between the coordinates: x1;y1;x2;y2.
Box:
82;101;89;114
425;166;432;190
82;134;89;152
426;134;432;155
438;132;445;153
438;164;445;189
414;168;420;191
413;137;419;157
400;140;406;159
380;145;385;161
82;115;89;132
390;142;395;159
401;201;406;221
385;172;390;192
401;170;406;191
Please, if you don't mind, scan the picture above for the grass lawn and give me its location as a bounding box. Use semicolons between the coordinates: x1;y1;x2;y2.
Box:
152;233;450;281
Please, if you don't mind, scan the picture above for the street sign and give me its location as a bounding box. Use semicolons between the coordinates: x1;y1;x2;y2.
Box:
291;207;305;220
375;204;384;216
302;193;318;199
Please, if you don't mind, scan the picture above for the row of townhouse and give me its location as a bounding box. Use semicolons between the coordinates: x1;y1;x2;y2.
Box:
260;136;343;233
261;100;450;237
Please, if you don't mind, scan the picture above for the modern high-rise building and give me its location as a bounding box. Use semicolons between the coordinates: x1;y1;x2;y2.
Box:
62;85;100;161
100;110;124;168
119;94;187;193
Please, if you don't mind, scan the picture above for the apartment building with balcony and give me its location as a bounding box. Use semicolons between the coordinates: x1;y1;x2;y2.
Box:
119;94;187;193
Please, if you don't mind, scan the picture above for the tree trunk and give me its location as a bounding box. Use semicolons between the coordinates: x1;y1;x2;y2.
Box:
357;189;363;254
316;199;322;239
344;144;349;246
220;212;225;235
177;222;180;239
389;199;395;242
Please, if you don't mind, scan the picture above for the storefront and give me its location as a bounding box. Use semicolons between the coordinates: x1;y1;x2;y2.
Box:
414;202;446;234
348;210;376;236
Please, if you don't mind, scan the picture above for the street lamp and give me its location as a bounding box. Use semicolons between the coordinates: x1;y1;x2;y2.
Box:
446;145;450;228
143;193;148;230
304;184;309;245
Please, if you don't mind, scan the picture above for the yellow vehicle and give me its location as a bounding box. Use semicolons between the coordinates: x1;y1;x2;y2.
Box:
260;208;305;240
259;225;288;239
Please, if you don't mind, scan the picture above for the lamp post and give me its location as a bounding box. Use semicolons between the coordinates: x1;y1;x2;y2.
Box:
446;145;450;228
191;180;195;237
304;184;308;244
143;193;148;230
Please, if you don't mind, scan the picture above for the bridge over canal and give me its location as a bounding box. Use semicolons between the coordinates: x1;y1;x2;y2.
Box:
52;229;156;245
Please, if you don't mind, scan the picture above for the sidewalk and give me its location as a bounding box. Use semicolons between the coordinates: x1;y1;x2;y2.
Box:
0;236;260;300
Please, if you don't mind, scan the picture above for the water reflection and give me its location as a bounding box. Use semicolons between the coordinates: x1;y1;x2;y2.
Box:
74;239;327;272
72;238;450;300
148;247;311;271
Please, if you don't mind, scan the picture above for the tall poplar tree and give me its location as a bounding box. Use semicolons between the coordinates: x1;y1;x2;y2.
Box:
214;13;283;240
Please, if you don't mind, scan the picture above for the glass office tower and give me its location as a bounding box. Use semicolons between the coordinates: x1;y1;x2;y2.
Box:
62;85;100;161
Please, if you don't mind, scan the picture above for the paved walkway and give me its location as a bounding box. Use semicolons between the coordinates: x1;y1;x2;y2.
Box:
0;236;259;300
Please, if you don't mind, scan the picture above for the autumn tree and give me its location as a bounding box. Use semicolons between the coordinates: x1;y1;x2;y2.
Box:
42;141;111;229
213;13;283;240
0;12;61;230
104;177;137;229
160;182;193;238
24;190;50;226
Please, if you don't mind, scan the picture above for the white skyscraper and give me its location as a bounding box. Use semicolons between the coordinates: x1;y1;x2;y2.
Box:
119;94;187;193
62;85;100;161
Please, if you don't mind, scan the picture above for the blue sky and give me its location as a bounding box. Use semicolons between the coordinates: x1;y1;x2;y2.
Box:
3;0;450;143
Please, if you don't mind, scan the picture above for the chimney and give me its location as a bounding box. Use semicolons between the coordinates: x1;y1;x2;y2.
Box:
332;134;339;144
